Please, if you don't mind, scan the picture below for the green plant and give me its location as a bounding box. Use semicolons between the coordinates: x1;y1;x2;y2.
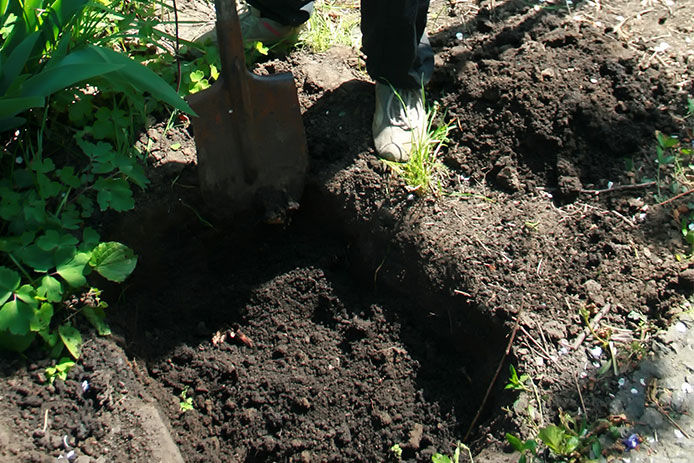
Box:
432;442;473;463
179;386;194;412
44;356;75;383
506;433;539;463
0;0;192;131
384;90;452;195
0;0;193;360
389;443;402;461
506;365;531;392
506;412;625;463
299;0;360;53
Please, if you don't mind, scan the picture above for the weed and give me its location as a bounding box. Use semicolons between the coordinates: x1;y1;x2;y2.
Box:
179;386;194;412
384;90;453;196
505;365;531;392
299;0;360;53
45;357;75;384
432;442;473;463
389;443;403;461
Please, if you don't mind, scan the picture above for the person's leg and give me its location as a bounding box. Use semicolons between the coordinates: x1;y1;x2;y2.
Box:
196;1;313;45
361;0;433;162
246;0;314;27
361;0;433;89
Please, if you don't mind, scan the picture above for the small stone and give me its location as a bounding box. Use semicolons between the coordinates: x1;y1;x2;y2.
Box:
76;456;92;463
407;423;424;450
374;411;392;426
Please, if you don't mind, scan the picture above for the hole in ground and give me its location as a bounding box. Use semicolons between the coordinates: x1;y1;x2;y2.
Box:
107;192;511;462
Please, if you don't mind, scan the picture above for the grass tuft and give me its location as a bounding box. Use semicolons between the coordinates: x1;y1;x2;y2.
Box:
384;89;452;196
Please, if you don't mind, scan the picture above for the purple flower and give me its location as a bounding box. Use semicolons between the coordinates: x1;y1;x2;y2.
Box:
623;433;640;450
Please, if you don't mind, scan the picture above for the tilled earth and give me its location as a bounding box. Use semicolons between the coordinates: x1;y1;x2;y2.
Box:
1;0;694;462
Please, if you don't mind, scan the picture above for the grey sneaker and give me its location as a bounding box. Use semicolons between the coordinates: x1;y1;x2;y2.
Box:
194;4;301;46
372;82;427;163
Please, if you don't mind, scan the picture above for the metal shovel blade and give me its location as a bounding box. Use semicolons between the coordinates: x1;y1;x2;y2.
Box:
188;0;308;219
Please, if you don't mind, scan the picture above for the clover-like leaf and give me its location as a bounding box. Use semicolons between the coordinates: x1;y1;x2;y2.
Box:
56;252;90;287
89;242;137;282
58;324;82;359
38;275;63;302
0;299;35;335
36;230;78;252
0;266;20;306
94;178;134;212
83;307;111;336
30;303;53;332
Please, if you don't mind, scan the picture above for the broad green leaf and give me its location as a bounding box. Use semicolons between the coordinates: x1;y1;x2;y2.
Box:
58;324;82;359
30;302;53;332
81;227;100;251
56;251;90;287
29;158;55;173
431;454;452;463
0;266;20;305
38;275;63;302
20;59;124;98
15;284;37;308
57;166;81;188
0;299;34;335
83;306;111;335
37;230;78;251
538;425;565;454
38;328;58;347
17;244;54;272
0;329;35;352
74;45;195;115
0;95;45;119
0;31;39;94
36;173;62;198
89;242;137;282
94;178;134;212
506;433;524;452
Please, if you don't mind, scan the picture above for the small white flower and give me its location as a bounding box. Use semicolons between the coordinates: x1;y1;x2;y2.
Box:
590;78;598;84
618;377;626;387
607;181;614;189
456;32;463;40
640;378;646;386
15;156;23;164
675;321;687;333
631;388;639;395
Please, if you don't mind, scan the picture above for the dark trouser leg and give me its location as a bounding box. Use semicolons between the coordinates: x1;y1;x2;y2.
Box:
361;0;433;89
246;0;314;26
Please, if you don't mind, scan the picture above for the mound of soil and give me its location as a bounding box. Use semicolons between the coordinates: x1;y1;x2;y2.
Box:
1;0;693;462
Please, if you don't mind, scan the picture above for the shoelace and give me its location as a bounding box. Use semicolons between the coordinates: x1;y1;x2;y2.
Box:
384;89;422;130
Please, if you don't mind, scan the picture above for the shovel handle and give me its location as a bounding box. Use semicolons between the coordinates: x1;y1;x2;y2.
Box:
214;0;249;93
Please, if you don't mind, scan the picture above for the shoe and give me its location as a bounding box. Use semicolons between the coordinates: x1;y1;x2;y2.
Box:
372;82;427;163
194;3;301;46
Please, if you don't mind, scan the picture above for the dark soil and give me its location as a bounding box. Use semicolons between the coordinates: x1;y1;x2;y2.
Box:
2;0;693;462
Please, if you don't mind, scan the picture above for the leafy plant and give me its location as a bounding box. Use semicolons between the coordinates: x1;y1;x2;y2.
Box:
389;443;402;461
45;356;75;383
179;386;194;412
506;364;531;392
0;0;194;361
506;433;538;463
432;442;473;463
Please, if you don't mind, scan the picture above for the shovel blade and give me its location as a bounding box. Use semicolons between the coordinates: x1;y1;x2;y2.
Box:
188;70;308;220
